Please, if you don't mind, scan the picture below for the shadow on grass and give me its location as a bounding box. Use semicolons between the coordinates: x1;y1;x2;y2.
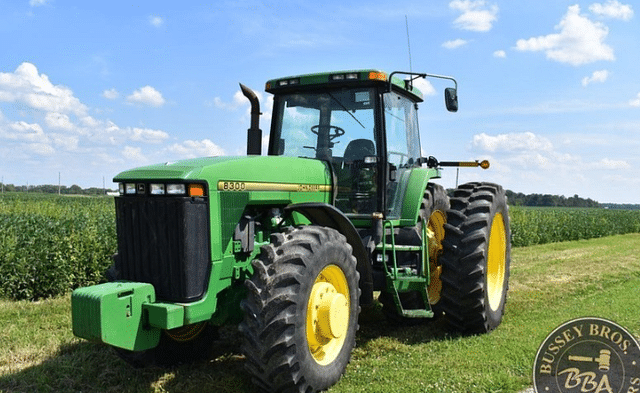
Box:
0;326;254;393
356;303;462;348
0;306;458;393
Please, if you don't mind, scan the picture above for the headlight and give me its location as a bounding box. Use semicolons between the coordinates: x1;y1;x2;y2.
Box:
166;184;186;195
150;184;165;195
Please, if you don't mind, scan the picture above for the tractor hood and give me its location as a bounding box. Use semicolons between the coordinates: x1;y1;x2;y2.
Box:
113;155;333;190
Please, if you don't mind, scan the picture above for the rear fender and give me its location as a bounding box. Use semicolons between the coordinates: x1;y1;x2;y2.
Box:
399;168;441;225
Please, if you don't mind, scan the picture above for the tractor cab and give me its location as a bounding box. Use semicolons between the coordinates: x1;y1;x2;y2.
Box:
266;70;455;222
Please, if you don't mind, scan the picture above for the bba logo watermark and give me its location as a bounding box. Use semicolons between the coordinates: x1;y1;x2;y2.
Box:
533;317;640;393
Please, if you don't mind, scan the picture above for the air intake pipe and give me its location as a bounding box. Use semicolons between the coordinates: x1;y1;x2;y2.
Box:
239;83;262;156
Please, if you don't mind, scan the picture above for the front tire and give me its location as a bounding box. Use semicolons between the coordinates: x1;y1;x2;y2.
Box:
239;226;360;393
440;182;511;334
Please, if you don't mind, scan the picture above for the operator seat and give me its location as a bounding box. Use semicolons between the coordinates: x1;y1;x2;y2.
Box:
343;139;375;162
337;139;376;214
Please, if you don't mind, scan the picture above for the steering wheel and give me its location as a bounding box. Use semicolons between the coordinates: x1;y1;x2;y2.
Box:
310;125;345;141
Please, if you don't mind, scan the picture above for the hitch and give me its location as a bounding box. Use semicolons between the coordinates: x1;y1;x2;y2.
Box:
423;156;490;170
439;160;490;169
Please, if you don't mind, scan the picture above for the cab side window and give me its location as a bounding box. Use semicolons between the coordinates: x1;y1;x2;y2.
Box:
384;92;422;218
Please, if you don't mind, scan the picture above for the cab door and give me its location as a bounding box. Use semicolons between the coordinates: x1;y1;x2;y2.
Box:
383;91;422;219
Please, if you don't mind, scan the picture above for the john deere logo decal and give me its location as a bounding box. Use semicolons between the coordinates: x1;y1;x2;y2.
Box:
533;317;640;393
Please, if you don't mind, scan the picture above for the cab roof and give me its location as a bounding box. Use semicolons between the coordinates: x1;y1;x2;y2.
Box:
265;69;424;102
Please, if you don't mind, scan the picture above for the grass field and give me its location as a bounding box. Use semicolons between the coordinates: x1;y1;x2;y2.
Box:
1;234;639;393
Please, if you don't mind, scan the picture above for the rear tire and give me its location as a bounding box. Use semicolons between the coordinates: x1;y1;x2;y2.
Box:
440;182;511;334
239;226;360;393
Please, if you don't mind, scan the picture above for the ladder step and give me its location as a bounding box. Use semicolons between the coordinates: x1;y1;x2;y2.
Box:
376;244;422;252
394;279;427;292
401;309;434;318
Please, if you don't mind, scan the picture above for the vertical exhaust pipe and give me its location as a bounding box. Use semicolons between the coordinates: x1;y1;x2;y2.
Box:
239;83;262;156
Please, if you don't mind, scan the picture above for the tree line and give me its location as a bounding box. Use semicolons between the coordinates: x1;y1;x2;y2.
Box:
445;189;603;208
2;182;638;209
0;183;115;195
504;190;600;208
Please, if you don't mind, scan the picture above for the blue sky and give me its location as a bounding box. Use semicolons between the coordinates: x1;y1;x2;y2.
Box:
1;0;638;203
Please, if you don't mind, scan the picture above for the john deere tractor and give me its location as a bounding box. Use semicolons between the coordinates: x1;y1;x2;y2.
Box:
72;69;511;392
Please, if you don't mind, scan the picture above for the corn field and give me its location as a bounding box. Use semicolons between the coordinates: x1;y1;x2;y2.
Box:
509;206;640;247
2;193;640;300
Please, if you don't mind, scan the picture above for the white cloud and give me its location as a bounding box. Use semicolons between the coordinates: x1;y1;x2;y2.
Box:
515;5;615;66
211;87;273;124
29;143;55;155
412;78;436;96
80;115;100;128
596;158;630;169
129;127;169;144
1;121;55;155
102;88;119;100
472;132;553;153
29;0;48;6
122;146;147;162
442;39;468;49
449;0;499;32
50;133;79;151
149;15;164;27
45;112;75;131
126;85;165;107
212;90;247;110
168;139;225;159
0;62;87;115
6;121;47;143
581;69;609;86
261;133;270;155
493;50;506;58
589;0;634;20
630;93;640;107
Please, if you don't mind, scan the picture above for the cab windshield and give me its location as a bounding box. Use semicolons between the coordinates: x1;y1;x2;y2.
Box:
270;88;377;160
270;88;379;215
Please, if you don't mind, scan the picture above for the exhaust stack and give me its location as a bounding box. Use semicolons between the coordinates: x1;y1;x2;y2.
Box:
239;83;262;156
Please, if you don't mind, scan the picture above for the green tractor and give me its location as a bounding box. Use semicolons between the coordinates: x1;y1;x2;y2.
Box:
72;69;511;392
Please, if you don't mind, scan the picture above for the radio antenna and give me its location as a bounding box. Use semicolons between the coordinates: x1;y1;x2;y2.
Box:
405;15;413;73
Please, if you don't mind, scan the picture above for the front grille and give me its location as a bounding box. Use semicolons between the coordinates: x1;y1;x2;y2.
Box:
114;196;210;302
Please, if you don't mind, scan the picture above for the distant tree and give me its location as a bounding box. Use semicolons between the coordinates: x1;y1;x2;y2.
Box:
69;184;83;194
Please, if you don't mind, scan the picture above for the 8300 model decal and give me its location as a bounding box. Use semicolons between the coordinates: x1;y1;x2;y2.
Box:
217;181;331;193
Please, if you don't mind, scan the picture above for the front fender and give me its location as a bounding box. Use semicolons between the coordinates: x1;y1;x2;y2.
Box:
283;203;373;305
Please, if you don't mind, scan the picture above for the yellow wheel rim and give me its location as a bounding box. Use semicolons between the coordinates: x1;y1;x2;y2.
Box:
487;213;507;312
306;265;350;366
164;322;207;343
427;209;446;305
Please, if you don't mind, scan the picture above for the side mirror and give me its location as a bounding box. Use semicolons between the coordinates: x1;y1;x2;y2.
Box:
445;87;458;112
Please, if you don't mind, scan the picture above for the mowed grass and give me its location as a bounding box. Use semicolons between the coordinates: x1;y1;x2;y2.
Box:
1;234;639;393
